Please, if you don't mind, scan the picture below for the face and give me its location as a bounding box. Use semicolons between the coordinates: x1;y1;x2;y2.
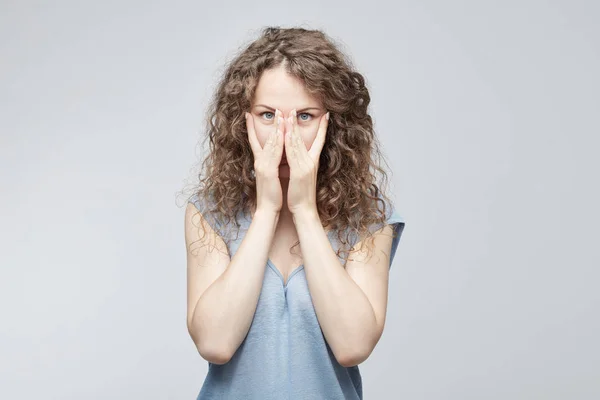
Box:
250;65;326;177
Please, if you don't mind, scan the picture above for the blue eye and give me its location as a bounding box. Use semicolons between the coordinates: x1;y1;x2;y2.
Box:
260;111;313;122
260;111;275;120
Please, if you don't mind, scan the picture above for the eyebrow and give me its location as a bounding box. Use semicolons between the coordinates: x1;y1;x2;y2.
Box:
253;104;322;112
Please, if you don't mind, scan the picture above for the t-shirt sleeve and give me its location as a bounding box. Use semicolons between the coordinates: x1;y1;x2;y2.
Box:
367;200;406;270
384;206;405;269
187;192;224;237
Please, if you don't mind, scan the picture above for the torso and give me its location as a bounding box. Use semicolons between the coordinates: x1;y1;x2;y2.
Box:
268;225;304;284
252;206;332;284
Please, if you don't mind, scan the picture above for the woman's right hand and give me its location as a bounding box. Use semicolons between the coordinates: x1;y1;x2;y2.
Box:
245;109;284;214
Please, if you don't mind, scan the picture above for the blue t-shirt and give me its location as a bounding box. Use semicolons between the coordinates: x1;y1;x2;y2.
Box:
188;193;405;399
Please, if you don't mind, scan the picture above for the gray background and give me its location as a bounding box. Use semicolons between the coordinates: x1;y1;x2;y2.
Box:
1;0;598;399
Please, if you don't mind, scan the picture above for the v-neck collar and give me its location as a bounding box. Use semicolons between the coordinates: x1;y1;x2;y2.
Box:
267;259;304;287
245;207;337;287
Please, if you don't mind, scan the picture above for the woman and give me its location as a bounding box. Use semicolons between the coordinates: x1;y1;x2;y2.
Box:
184;26;406;399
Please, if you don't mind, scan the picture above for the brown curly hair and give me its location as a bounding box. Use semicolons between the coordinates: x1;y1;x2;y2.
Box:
182;26;399;265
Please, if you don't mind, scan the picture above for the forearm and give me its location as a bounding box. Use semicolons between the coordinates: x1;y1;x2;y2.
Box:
191;208;279;360
293;209;379;364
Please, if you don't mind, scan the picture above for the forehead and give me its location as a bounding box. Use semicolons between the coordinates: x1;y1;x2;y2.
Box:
253;67;321;107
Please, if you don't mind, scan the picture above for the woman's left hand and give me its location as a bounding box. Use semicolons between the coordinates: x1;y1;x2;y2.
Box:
284;109;330;216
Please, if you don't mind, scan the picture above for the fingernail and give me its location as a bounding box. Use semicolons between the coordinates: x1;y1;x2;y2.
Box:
326;112;330;120
245;112;249;119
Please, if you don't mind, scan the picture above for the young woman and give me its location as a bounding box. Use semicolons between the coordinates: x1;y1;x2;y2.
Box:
184;26;406;400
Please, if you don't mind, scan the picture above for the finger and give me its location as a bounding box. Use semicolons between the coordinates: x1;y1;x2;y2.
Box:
262;109;279;151
245;112;261;156
285;113;300;170
308;111;329;162
293;110;310;156
290;110;310;167
267;110;284;164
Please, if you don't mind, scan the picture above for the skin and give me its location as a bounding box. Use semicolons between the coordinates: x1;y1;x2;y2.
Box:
248;64;327;234
185;64;395;367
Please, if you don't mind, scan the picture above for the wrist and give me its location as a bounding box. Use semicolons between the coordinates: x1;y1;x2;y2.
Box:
291;207;319;224
255;207;281;219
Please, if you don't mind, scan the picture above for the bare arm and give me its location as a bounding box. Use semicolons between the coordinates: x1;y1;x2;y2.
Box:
292;208;395;367
185;203;279;364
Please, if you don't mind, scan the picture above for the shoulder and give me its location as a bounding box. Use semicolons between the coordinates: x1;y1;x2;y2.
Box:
185;193;229;252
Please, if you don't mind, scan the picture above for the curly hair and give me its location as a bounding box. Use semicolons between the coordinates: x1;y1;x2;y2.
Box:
183;26;399;265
